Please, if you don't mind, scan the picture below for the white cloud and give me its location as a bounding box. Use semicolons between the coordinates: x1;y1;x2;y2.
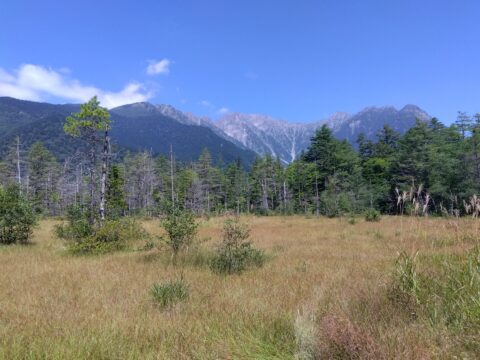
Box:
199;100;212;107
101;83;153;109
217;107;230;115
146;59;171;75
0;64;152;108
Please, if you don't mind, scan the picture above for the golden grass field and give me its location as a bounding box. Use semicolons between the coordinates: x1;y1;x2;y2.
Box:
0;216;478;359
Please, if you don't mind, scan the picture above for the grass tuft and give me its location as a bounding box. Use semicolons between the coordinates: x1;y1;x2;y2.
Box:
150;278;189;308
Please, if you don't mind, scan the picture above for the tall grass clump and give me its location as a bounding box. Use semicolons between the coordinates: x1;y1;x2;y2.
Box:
150;278;189;308
390;251;420;308
210;217;265;274
0;184;36;244
294;309;317;360
390;247;480;353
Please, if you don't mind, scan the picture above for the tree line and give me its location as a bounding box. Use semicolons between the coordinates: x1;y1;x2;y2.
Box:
1;97;479;218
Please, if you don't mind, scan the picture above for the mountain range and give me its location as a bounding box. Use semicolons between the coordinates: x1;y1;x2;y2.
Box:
215;105;430;163
0;97;431;164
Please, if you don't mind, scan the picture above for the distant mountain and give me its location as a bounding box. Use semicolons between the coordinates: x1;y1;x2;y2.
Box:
0;98;257;164
109;103;256;164
0;97;84;159
216;113;322;164
327;105;431;143
0;97;432;165
215;105;431;163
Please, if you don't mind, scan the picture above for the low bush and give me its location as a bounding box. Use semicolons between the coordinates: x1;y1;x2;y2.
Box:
55;205;93;241
364;208;381;222
150;279;189;308
0;184;36;244
57;214;147;255
210;217;265;274
161;206;199;256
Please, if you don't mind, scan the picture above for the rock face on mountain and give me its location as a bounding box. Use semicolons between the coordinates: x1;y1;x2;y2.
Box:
215;105;431;163
216;113;320;164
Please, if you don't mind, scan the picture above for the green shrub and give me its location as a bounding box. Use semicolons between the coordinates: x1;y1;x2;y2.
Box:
66;218;146;255
161;206;199;255
150;279;189;308
364;209;381;222
55;205;93;241
0;184;36;244
210;217;265;274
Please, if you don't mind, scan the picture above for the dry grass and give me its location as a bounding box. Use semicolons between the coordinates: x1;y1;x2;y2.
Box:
0;216;478;359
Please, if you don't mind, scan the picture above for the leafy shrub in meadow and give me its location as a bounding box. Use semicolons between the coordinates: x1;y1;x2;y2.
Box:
150;279;189;308
210;217;265;274
364;208;381;222
56;208;146;255
0;184;36;244
161;205;199;255
55;205;93;241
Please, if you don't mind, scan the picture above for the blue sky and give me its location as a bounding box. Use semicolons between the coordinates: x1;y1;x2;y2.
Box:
0;0;479;123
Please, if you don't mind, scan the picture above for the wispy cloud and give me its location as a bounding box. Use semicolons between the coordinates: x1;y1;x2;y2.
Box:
199;100;213;108
217;107;230;115
0;64;152;108
146;59;171;75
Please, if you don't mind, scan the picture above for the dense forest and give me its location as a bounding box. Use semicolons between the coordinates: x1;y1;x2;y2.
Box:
1;98;479;218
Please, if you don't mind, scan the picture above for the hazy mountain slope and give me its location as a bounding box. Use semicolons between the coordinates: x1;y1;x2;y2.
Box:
328;105;431;143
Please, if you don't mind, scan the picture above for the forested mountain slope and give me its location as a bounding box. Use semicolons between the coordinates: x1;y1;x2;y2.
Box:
0;97;256;164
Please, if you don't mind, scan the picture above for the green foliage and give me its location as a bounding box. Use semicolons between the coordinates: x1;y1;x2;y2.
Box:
106;165;127;219
64;96;111;137
56;207;146;255
67;218;146;255
27;141;59;214
0;184;36;244
210;217;265;274
391;248;480;339
150;279;189;308
55;205;93;241
364;209;381;222
390;252;420;308
161;206;199;255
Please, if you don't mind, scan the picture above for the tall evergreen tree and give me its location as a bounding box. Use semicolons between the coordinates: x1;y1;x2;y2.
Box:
64;96;111;224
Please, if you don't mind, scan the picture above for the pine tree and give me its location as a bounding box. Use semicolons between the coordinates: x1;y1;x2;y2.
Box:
64;96;111;224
